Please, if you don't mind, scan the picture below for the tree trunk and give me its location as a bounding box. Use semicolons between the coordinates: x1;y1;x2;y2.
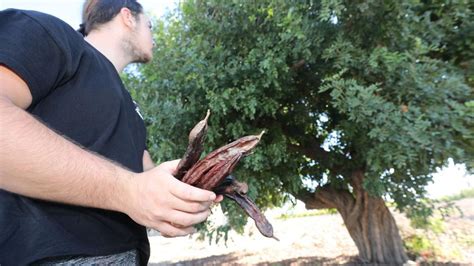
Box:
298;170;408;264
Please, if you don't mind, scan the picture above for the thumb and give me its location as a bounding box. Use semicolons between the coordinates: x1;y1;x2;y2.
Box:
157;159;181;175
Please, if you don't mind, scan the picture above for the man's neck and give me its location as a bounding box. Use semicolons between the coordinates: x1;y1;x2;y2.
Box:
85;28;130;73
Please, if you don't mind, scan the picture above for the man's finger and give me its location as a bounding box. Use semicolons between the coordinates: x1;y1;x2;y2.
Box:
158;159;181;174
169;197;213;213
170;178;216;202
167;209;211;228
214;194;224;203
158;222;196;238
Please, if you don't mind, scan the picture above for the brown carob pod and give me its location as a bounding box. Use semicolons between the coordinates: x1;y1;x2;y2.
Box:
181;131;264;190
225;188;279;241
175;113;277;240
175;110;210;180
214;175;278;240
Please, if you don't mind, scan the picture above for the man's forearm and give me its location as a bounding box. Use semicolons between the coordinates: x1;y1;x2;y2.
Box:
0;97;133;212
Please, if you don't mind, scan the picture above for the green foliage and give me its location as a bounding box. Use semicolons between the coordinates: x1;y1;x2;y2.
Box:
405;197;463;231
410;216;445;234
125;0;474;236
404;234;438;259
277;208;338;220
440;188;474;201
459;234;474;247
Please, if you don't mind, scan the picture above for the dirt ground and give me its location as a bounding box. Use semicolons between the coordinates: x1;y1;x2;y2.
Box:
148;198;474;265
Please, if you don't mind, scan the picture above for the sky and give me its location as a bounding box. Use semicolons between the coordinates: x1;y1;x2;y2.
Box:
0;0;472;199
0;0;177;28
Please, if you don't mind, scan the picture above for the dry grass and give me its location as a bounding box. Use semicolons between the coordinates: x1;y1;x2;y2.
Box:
148;198;474;265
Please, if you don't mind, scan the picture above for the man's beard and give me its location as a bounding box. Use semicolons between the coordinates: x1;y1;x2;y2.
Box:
122;34;151;64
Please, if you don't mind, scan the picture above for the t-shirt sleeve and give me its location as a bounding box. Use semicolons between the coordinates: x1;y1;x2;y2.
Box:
0;9;71;107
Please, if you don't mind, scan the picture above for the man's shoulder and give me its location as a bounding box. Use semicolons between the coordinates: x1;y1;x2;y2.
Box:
1;8;81;40
2;8;69;27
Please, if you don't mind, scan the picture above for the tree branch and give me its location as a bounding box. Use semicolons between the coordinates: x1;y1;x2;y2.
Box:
350;170;365;204
296;188;334;209
287;142;328;162
296;185;356;216
287;142;347;176
290;59;306;71
349;170;369;218
277;118;350;176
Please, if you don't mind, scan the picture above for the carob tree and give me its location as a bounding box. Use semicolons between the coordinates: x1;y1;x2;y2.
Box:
126;0;473;264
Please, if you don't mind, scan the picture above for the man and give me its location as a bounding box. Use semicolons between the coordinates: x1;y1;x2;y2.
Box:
0;0;221;264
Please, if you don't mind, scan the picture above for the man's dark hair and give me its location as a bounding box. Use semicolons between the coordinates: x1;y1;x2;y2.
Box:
78;0;143;36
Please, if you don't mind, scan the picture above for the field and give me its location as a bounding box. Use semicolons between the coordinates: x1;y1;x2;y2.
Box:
148;198;473;265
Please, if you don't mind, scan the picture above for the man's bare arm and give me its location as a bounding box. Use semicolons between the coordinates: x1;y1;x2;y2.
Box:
0;95;134;211
0;65;216;237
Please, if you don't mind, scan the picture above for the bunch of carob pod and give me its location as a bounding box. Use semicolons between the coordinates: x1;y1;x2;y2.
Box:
174;111;278;240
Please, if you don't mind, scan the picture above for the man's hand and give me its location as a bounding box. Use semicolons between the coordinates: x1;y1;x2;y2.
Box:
125;159;223;237
142;150;155;171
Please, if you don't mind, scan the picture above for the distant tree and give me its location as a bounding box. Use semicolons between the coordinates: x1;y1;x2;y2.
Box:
125;0;473;263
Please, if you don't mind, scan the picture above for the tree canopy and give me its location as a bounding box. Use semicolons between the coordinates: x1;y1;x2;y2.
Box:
125;0;473;260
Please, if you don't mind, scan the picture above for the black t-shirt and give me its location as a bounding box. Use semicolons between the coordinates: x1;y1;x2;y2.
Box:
0;9;149;265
